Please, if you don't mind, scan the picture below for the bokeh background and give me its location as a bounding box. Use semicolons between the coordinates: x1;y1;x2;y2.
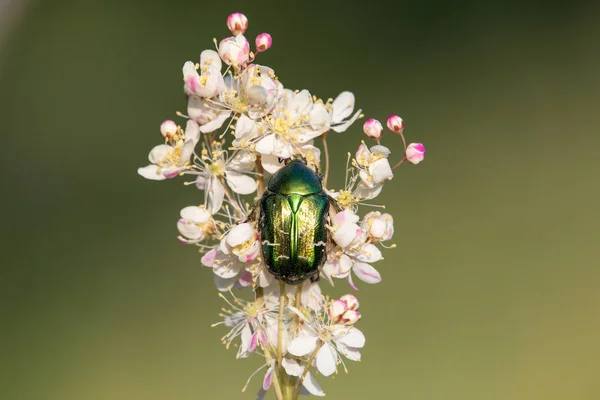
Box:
2;1;599;399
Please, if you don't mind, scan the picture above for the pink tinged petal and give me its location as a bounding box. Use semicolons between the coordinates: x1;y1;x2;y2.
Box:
347;273;359;291
302;372;326;396
199;111;231;133
238;269;253;287
161;167;182;179
262;366;274;391
330;300;347;322
386;114;404;133
184;120;201;145
237;324;252;358
352;262;382;284
248;331;260;353
137;165;166;180
316;343;337;377
340;294;359;310
226;171;257;195
406;142;426;164
331;91;355;123
201;249;217;267
333;209;360;228
332;223;361;248
288;336;319;357
177;236;201;244
195;174;207;190
227;223;255;247
338;328;366;348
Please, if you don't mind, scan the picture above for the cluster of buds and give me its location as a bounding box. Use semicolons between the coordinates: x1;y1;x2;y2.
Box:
138;12;425;400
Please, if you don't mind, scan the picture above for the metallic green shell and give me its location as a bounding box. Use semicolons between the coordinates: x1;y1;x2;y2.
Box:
259;161;329;284
267;160;322;195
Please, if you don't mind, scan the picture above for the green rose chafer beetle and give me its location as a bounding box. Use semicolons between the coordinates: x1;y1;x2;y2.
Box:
250;158;334;285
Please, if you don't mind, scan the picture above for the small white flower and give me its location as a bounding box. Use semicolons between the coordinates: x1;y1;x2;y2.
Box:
361;211;394;242
138;140;195;181
288;304;366;377
353;143;393;200
183;50;226;98
255;89;329;159
176;205;216;244
218;34;251;67
194;149;257;213
187;95;232;134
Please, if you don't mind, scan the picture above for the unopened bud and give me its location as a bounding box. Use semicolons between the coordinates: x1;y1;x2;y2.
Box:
255;33;272;52
405;143;425;164
160;120;177;138
329;300;348;323
340;309;361;325
386;115;404;133
362;118;383;139
340;294;359;310
226;13;248;36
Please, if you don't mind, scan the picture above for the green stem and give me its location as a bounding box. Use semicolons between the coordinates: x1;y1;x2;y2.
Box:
293;341;323;400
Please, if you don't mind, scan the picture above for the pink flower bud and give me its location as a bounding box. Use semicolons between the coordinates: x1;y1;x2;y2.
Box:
329;300;348;323
160;120;177;138
340;294;359;310
255;33;272;52
226;12;248;35
340;309;361;325
386;115;404;133
405;143;425;164
362;118;383;140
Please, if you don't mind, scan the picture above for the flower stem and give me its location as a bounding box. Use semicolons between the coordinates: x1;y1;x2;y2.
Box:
256;155;265;197
293;341;323;400
288;285;303;396
321;134;330;187
277;280;290;399
392;131;408;170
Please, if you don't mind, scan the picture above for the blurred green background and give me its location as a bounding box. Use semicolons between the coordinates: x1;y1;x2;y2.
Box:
2;0;599;399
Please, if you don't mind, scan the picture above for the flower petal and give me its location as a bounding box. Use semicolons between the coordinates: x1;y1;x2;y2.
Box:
337;327;366;348
316;343;337;377
302;372;326;396
331;91;355;123
288;335;318;357
199;111;231;133
352;262;382;284
137;165;165;180
207;177;225;214
226;171;257;195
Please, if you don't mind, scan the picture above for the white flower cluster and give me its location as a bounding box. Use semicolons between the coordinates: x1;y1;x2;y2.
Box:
138;12;425;400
